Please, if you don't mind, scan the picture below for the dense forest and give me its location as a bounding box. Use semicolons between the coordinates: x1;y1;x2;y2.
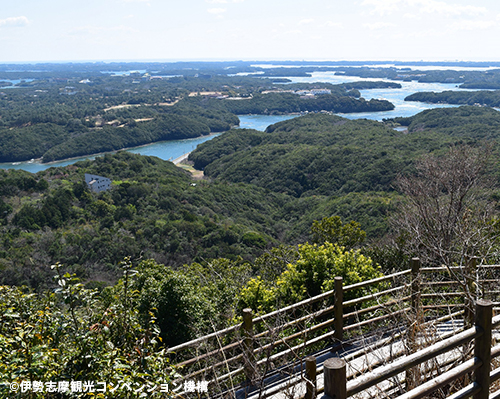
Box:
405;90;500;107
0;66;397;163
189;107;500;196
2;106;500;290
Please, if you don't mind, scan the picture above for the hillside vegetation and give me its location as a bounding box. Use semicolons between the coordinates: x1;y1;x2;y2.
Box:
0;69;396;163
405;90;500;108
190;108;500;197
3;105;500;392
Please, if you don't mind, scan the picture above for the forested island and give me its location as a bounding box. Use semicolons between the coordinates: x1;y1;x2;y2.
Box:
405;90;500;107
0;63;398;163
5;60;500;164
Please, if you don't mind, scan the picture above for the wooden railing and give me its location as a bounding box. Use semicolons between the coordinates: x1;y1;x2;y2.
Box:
167;258;500;398
322;300;500;399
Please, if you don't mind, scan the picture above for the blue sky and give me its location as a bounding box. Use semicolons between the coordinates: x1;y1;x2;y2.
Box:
1;0;500;62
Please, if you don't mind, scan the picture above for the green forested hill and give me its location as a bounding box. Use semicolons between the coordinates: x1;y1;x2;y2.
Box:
0;151;395;289
5;106;500;290
189;114;448;197
0;152;285;287
183;92;395;115
0;71;395;163
405;91;500;108
393;105;500;135
190;108;500;198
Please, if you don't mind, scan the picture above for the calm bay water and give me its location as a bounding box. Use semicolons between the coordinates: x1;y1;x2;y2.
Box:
0;135;219;173
0;70;490;173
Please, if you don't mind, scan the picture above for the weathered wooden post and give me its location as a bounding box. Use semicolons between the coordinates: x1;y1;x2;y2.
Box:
242;308;255;384
406;257;421;390
305;356;317;399
465;257;478;328
324;358;346;399
334;277;344;342
410;257;421;320
473;299;492;399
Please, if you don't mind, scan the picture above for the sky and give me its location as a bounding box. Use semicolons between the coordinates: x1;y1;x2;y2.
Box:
1;0;500;63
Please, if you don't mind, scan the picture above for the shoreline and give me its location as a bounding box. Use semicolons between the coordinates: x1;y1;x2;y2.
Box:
1;132;222;169
172;152;191;165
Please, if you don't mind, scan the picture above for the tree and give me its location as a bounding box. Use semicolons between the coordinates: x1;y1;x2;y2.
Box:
392;144;497;267
238;242;382;311
310;215;366;249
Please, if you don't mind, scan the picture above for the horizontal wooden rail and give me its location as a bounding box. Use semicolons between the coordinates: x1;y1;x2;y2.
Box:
346;326;481;396
252;288;335;325
490;367;500;384
257;329;336;366
343;269;410;293
446;383;481;399
344;296;410;320
491;344;500;359
254;317;335;356
253;304;334;340
420;265;500;272
168;323;240;353
344;308;410;332
489;389;500;399
343;285;408;307
395;358;481;399
175;340;240;368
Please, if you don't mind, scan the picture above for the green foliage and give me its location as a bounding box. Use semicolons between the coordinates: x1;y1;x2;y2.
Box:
0;152;294;288
280;243;381;299
311;216;366;248
192;109;500;202
0;260;174;398
184;92;394;116
405;91;500;108
133;258;252;346
238;242;382;312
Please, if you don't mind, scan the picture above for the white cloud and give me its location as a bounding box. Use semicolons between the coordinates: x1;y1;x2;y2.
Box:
363;0;487;17
0;16;30;28
448;20;495;30
322;21;343;29
409;0;487;16
207;8;227;14
362;0;402;16
363;22;397;30
403;13;420;19
68;25;137;37
299;19;314;25
205;0;244;3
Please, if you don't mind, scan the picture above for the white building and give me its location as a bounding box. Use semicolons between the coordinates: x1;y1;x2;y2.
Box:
85;174;112;193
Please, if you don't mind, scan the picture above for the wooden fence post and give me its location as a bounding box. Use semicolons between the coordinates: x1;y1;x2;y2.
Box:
324;358;346;399
334;277;344;342
465;257;478;328
410;257;421;321
473;299;492;399
242;308;255;384
406;257;421;391
305;356;317;399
